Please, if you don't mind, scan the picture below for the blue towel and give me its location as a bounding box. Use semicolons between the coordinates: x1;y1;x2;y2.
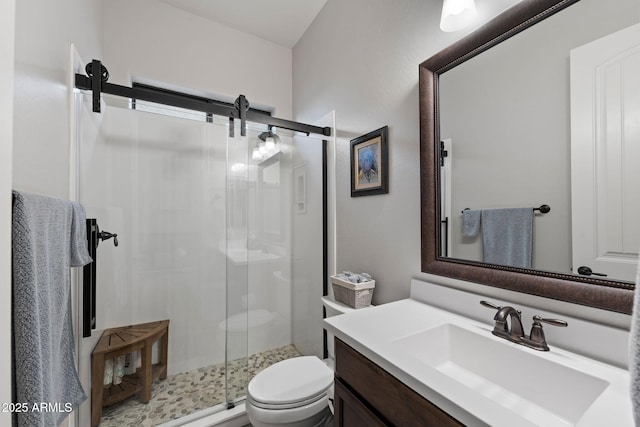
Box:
481;208;533;268
12;191;92;426
70;201;93;267
462;209;481;237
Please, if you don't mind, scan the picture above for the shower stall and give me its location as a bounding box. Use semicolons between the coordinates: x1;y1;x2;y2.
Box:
73;62;330;426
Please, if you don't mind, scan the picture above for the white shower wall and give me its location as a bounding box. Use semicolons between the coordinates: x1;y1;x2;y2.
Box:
0;1;15;421
103;0;292;119
78;94;308;377
75;93;311;425
80;99;228;374
226;130;296;361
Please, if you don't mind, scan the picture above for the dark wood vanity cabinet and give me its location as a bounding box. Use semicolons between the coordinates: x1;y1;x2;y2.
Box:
334;338;464;427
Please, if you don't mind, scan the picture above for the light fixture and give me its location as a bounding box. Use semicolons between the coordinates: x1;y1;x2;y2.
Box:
251;146;261;160
440;0;477;32
265;136;276;150
253;128;281;162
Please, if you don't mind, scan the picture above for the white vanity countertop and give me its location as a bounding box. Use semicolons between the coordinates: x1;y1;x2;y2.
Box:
324;299;633;427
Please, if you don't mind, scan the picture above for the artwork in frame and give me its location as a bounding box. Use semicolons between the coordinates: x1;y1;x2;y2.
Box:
350;126;389;197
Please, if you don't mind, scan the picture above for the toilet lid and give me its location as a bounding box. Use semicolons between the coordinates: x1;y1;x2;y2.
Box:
248;356;333;406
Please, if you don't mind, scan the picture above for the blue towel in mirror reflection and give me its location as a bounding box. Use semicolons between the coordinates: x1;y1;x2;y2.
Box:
481;208;533;269
462;209;481;237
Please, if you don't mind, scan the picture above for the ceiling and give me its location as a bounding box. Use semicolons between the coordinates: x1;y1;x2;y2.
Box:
155;0;524;49
157;0;328;48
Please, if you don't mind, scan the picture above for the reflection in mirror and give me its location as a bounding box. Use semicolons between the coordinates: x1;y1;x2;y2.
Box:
420;0;639;313
260;156;283;236
438;0;639;283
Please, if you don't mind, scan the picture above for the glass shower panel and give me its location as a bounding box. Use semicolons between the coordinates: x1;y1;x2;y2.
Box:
77;93;231;425
76;90;321;424
224;121;250;404
291;135;325;359
249;132;294;355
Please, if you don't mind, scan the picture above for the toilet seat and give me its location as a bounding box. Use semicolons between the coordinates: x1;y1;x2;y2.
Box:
248;390;327;410
247;356;333;410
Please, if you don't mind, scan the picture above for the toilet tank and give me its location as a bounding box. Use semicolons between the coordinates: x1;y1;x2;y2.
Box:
321;296;373;362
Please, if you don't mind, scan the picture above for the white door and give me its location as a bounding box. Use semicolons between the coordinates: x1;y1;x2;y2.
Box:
570;23;640;282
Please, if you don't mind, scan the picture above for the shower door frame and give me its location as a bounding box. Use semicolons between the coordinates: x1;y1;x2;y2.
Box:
75;60;331;138
74;60;331;338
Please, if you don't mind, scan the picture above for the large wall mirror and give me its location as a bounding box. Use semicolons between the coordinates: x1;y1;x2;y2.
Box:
420;0;640;314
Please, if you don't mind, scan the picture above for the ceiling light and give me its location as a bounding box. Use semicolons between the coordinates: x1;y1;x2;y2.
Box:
265;136;276;150
440;0;477;32
253;128;282;162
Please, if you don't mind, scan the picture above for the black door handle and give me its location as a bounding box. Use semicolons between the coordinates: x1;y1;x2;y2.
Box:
98;230;118;246
577;266;608;277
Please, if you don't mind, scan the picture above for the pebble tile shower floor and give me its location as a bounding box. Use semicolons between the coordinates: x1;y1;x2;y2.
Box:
99;345;302;426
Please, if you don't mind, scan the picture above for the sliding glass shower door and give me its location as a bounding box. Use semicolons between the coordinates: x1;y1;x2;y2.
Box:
75;89;312;426
76;92;246;426
223;121;299;406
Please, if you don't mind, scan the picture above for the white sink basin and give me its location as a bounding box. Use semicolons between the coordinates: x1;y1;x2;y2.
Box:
392;323;609;425
324;296;632;426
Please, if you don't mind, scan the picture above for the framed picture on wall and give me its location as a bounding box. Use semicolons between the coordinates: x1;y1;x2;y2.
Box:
350;126;389;197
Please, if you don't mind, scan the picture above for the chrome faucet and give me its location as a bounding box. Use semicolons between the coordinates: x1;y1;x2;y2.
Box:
480;301;567;351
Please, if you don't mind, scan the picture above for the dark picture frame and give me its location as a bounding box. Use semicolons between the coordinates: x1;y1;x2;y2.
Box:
350;126;389;197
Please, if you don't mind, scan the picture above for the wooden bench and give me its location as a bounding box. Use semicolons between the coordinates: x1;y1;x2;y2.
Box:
91;320;169;427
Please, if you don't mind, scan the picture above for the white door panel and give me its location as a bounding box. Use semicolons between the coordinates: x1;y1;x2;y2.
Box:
570;22;640;281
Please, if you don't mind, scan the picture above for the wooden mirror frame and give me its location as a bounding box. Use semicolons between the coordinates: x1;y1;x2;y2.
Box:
419;0;634;314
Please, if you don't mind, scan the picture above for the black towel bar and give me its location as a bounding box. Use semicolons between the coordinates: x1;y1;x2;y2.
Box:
462;204;551;214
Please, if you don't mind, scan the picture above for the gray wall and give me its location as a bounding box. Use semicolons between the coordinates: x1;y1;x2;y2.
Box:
293;0;636;328
293;0;521;304
12;0;104;198
103;0;293;120
11;0;104;425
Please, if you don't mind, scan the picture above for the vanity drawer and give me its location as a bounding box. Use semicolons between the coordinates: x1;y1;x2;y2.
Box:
335;338;463;427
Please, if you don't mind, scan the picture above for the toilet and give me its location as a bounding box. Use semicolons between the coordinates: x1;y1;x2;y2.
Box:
245;296;371;427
